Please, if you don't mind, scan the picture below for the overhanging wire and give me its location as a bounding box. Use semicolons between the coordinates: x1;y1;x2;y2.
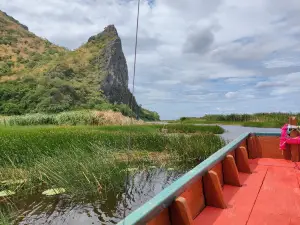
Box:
123;0;141;224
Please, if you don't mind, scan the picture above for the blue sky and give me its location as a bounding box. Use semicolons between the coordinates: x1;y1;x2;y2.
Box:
1;0;300;119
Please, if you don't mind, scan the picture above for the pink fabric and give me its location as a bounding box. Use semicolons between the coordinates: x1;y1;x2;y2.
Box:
286;137;300;144
280;124;300;150
280;124;288;150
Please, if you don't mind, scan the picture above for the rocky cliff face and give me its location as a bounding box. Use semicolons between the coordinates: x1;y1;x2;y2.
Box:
0;11;158;119
91;25;140;112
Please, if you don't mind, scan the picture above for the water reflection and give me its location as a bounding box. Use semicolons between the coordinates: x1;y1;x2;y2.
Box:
219;125;280;141
11;169;182;225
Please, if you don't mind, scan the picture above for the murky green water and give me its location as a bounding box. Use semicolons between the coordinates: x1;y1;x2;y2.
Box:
2;169;182;225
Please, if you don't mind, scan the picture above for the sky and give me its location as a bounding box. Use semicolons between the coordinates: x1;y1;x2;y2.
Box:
1;0;300;120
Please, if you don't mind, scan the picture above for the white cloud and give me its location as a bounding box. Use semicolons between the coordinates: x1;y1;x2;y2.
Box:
225;92;238;99
155;80;180;85
266;72;300;96
264;58;300;68
1;0;300;119
256;81;286;88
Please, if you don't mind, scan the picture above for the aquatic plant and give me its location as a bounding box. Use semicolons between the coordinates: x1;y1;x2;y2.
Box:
42;188;66;196
0;190;15;197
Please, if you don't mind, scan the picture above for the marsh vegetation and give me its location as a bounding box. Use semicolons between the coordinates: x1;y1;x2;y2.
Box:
0;124;225;224
169;113;300;128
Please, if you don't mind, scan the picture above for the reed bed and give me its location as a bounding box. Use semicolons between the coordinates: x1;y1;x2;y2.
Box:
241;121;284;128
0;126;225;196
202;113;300;123
0;110;143;126
0;126;224;167
0;111;225;134
172;113;300;127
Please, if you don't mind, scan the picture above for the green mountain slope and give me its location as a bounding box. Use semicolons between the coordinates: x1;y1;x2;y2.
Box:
0;10;159;120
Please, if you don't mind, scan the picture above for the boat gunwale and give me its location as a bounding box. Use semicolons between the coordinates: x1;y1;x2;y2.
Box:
254;132;281;136
117;132;281;225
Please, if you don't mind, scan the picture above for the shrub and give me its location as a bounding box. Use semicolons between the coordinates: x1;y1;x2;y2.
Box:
45;64;75;79
1;103;22;115
0;62;12;75
26;61;37;68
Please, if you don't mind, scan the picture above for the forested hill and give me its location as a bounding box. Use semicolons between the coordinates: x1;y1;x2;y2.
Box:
0;10;159;121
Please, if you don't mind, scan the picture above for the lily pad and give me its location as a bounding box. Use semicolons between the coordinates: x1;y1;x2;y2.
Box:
1;179;27;185
42;188;66;196
122;167;139;174
127;168;138;172
0;190;15;197
148;166;157;169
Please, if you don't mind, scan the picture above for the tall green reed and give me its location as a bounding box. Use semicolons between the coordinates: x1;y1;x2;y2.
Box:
0;126;225;197
202;113;299;123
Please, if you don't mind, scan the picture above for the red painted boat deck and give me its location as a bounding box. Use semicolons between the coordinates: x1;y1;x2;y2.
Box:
195;158;300;225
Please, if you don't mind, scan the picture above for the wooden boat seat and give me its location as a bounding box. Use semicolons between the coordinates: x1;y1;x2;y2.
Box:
169;147;250;225
170;178;205;225
147;178;205;225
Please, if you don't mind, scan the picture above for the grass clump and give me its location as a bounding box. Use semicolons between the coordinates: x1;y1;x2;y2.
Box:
29;146;127;198
0;208;14;225
158;124;224;134
0;202;16;225
4;113;57;126
241;121;284;128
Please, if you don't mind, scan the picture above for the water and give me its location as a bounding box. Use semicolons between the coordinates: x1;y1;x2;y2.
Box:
219;125;280;141
3;125;280;225
4;169;183;225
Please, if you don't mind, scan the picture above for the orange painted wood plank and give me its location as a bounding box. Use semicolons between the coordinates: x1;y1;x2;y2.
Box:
171;197;194;225
194;164;268;225
262;166;299;189
211;163;224;186
247;166;300;225
289;217;300;225
203;171;226;209
236;146;251;173
294;162;300;170
180;178;205;219
247;214;292;225
246;215;300;225
223;155;241;187
249;158;296;168
258;136;283;159
147;208;171;225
